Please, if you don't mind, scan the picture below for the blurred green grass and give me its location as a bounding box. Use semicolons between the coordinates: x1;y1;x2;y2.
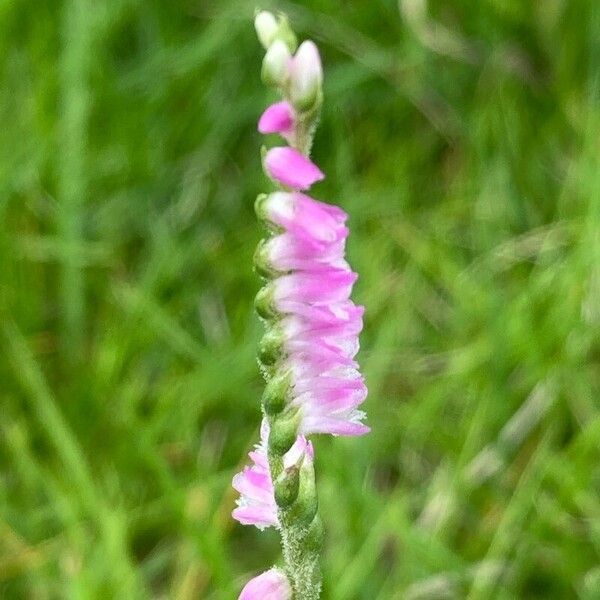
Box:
1;0;599;598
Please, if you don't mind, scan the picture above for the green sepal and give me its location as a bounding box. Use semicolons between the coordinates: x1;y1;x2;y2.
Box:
285;459;318;528
254;238;279;279
254;193;268;222
304;515;325;554
274;465;300;508
291;82;324;114
268;410;300;456
262;369;291;414
275;14;298;53
258;326;284;366
254;283;277;320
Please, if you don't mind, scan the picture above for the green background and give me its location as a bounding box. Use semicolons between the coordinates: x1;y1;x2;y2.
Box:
1;0;599;598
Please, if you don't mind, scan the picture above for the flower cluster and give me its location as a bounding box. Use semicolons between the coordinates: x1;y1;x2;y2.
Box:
232;11;368;598
232;419;313;530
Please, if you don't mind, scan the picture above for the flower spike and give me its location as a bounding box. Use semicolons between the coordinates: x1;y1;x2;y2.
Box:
234;12;368;599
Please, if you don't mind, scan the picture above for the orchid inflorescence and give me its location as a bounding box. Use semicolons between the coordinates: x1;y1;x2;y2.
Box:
233;11;369;599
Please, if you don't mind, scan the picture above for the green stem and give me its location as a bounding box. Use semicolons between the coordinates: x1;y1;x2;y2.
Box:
279;509;323;599
267;443;323;599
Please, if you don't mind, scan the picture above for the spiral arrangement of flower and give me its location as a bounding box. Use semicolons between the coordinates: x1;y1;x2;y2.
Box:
232;12;369;599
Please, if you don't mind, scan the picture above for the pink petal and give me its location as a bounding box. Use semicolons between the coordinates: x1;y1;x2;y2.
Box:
302;414;370;436
278;301;364;326
239;569;292;600
232;505;278;529
275;269;358;305
262;233;347;272
263;192;348;245
258;101;295;135
231;419;314;528
297;386;368;414
264;147;324;190
284;436;314;467
232;469;272;504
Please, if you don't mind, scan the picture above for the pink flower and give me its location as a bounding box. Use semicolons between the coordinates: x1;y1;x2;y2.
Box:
261;192;348;245
264;147;324;190
274;269;358;306
258;102;295;137
278;313;370;436
260;233;347;272
239;568;292;600
255;190;369;435
232;419;313;529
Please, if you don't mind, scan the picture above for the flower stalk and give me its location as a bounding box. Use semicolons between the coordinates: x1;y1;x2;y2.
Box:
232;11;369;599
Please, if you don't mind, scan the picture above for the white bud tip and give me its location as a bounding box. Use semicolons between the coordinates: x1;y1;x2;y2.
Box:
290;40;323;111
262;39;292;87
254;11;278;49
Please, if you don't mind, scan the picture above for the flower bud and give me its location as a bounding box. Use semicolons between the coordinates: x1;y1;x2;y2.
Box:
289;41;323;111
258;101;295;137
254;11;278;49
261;40;291;87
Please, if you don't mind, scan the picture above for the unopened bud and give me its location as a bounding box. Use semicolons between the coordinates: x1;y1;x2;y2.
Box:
254;11;278;49
289;41;323;111
261;40;291;87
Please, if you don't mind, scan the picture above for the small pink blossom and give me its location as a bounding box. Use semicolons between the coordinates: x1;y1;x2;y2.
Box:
274;269;358;306
261;233;347;272
239;568;292;600
264;147;324;190
258;102;295;136
232;419;313;529
262;192;348;245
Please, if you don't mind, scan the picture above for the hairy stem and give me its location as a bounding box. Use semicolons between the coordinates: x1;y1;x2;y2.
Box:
280;509;323;599
267;445;323;599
